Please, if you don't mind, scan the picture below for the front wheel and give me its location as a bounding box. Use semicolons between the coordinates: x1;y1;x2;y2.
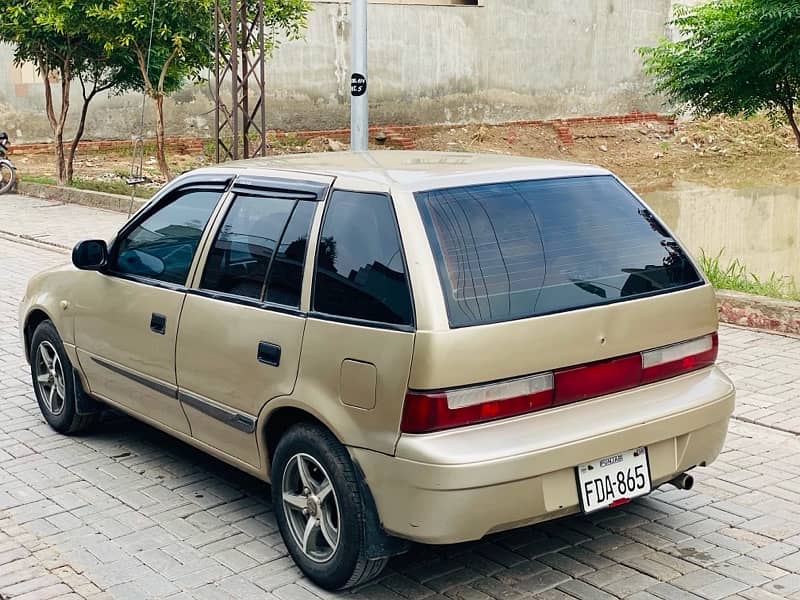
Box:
0;160;15;194
272;423;388;590
30;321;97;434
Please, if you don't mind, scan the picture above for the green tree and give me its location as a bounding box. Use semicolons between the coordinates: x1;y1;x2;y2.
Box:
88;0;310;180
0;0;127;184
640;0;800;148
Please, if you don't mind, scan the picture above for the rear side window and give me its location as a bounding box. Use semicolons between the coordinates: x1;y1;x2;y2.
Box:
266;202;316;306
313;191;413;326
414;176;702;327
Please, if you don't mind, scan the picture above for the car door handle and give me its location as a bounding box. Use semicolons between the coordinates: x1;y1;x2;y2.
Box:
257;341;281;367
150;313;167;335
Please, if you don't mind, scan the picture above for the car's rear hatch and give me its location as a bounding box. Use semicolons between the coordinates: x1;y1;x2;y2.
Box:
404;174;719;432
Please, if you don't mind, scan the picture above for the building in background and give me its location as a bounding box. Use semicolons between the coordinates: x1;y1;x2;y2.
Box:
0;0;699;143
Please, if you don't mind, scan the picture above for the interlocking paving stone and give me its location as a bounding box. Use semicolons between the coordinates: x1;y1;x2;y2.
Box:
0;194;125;249
1;202;800;599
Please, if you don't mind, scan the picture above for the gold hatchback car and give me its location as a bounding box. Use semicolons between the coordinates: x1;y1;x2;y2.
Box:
19;152;735;589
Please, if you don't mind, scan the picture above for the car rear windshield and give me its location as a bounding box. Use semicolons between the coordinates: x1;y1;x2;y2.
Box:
414;175;702;327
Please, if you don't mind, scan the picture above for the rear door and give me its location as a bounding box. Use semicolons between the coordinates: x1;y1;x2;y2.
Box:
408;175;716;390
176;176;329;468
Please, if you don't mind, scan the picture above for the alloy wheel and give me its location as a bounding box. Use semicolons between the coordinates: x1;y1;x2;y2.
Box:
281;452;341;563
35;341;66;416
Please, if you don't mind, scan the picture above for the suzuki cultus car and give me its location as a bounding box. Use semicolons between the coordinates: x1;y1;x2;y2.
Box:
20;152;734;589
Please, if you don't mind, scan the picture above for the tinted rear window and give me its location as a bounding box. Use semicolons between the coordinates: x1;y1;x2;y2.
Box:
414;176;702;327
313;191;413;327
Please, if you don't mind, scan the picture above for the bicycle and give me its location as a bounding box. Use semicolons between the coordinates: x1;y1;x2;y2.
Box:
0;132;17;194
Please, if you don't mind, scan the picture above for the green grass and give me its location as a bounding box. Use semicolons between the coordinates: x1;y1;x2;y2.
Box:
699;249;800;302
203;139;216;158
271;133;311;149
23;175;156;199
92;140;159;157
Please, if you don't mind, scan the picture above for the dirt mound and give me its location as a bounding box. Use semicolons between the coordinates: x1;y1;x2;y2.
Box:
12;115;800;194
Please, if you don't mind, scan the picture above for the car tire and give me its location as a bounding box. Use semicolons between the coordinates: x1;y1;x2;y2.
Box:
271;422;388;590
29;320;97;435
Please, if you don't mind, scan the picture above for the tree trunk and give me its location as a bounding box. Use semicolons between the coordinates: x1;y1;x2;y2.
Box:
133;44;176;181
66;96;91;184
54;132;67;185
41;69;67;185
154;94;171;181
67;83;104;184
788;108;800;149
57;71;71;185
780;98;800;148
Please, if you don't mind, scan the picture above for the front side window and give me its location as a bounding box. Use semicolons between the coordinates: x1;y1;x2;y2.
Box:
200;194;316;307
112;189;222;285
415;176;702;327
313;191;413;326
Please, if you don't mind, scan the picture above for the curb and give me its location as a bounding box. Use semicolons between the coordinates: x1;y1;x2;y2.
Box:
717;289;800;336
0;231;69;254
16;181;147;214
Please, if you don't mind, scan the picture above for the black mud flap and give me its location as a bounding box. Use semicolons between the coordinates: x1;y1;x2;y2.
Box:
352;460;412;560
72;368;103;415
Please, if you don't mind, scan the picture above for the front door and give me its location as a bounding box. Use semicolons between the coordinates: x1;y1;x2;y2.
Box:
176;177;327;467
74;182;228;435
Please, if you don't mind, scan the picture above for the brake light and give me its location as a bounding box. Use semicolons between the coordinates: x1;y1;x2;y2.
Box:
401;333;718;434
641;333;718;384
400;374;553;434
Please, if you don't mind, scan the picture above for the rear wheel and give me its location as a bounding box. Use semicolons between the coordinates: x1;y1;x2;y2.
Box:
272;423;388;590
30;321;97;434
0;160;15;194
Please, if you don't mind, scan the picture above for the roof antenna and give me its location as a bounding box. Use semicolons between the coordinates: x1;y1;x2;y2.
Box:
127;0;157;217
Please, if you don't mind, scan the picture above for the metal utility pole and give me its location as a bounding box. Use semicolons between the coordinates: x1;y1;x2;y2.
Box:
214;0;268;162
350;0;368;151
214;0;367;158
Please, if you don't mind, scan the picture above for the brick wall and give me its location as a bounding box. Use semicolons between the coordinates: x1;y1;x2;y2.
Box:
9;112;675;155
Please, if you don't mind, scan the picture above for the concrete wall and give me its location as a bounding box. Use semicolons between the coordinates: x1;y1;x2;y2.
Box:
0;0;682;143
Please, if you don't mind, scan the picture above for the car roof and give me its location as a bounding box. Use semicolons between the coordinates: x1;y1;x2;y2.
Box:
202;151;610;193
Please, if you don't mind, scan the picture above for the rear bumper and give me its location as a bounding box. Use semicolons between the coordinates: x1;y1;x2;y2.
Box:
351;366;734;544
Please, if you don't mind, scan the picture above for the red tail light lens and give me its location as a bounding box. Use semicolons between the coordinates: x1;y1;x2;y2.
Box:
641;333;718;384
554;354;642;406
401;333;718;434
400;374;553;434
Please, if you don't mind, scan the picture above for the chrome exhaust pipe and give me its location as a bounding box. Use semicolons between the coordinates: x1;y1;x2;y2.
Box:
669;472;694;491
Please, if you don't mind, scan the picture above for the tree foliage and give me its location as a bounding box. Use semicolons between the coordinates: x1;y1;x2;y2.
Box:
85;0;215;180
640;0;800;147
0;0;310;184
0;0;134;184
86;0;311;180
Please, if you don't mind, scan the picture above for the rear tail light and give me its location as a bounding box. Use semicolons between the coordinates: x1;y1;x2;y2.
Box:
641;333;718;383
401;333;718;434
401;374;553;434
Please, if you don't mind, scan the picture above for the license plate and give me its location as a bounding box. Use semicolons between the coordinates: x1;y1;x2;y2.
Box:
577;447;651;513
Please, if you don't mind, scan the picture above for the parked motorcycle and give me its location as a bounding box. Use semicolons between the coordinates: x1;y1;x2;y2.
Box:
0;132;17;194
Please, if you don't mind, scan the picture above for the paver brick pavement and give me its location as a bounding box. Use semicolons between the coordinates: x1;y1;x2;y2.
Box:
0;194;126;250
1;199;800;599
